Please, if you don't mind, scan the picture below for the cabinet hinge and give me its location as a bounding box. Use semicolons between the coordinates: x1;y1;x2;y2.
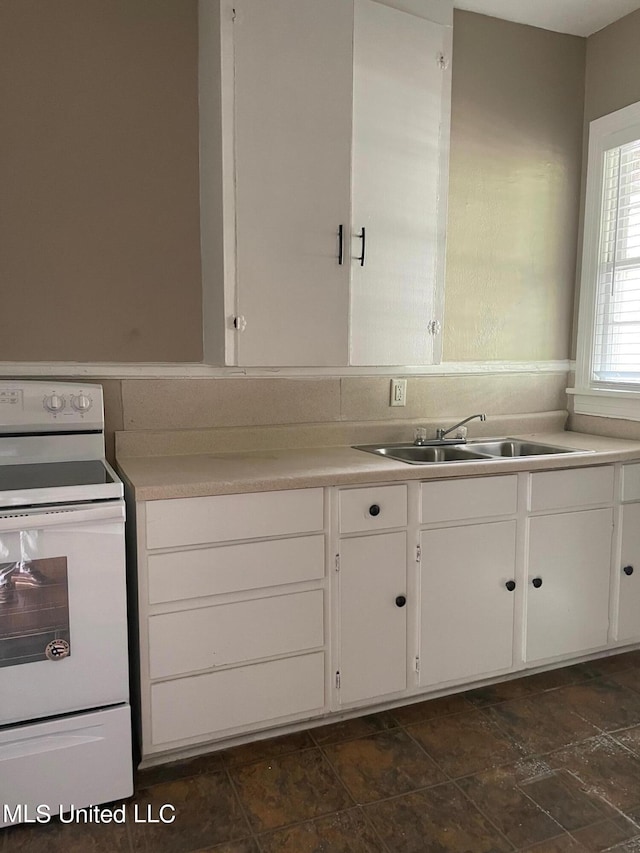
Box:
233;315;247;332
335;671;341;689
437;52;449;71
427;320;441;336
416;545;422;563
335;554;340;572
231;7;236;22
415;657;420;673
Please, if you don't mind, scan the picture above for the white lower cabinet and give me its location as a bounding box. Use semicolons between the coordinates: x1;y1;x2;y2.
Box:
525;508;613;662
131;463;640;765
420;520;517;686
337;531;407;705
616;464;640;641
617;503;640;642
134;487;328;760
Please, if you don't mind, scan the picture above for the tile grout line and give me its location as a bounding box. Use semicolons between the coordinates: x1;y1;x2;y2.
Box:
473;694;612;765
399;720;518;852
517;831;580;851
227;746;364;849
250;806;389;852
509;772;584;844
463;661;640;712
317;741;394;853
308;719;402;749
401;704;532;782
225;743;319;772
222;765;264;852
450;778;524;852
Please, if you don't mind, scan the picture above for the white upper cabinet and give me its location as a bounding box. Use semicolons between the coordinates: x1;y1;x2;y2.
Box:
232;0;353;367
200;0;453;367
350;0;449;365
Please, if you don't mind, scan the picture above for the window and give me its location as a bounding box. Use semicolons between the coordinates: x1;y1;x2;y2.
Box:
573;100;640;420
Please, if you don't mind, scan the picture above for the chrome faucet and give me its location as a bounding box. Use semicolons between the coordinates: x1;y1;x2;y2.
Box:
436;413;486;441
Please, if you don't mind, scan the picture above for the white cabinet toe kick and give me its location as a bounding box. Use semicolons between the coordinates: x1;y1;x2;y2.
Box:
129;463;640;764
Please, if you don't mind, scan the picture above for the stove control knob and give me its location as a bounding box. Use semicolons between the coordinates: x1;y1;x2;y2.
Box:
43;394;66;413
71;393;92;412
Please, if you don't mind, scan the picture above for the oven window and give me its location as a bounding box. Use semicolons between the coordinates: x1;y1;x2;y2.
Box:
0;557;70;668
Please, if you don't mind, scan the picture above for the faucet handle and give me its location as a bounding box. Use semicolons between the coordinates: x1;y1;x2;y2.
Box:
414;427;428;446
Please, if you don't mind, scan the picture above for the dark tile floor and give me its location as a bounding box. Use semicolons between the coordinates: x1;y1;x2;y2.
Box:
6;651;640;852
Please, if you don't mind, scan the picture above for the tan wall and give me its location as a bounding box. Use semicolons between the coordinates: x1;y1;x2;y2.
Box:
1;4;585;367
584;8;640;123
0;0;202;362
444;12;585;362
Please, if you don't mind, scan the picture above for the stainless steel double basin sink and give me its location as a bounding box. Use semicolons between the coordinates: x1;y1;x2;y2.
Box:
354;438;584;465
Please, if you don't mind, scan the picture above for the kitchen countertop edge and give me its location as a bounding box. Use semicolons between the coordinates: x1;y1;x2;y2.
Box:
115;431;640;501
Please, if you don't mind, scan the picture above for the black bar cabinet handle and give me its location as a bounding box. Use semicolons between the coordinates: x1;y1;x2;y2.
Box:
338;224;344;265
357;226;366;267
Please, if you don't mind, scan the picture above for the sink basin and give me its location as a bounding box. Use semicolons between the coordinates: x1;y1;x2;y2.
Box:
354;444;492;464
467;439;581;457
354;438;586;464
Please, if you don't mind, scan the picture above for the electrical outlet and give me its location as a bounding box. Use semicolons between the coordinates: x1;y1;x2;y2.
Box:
390;379;407;407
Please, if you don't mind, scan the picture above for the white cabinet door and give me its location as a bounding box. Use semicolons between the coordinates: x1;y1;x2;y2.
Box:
338;532;407;705
350;0;449;365
233;0;352;366
526;509;613;662
209;0;452;368
420;521;517;687
617;503;640;642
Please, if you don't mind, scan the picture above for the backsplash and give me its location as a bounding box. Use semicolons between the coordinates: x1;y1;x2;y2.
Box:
92;372;569;462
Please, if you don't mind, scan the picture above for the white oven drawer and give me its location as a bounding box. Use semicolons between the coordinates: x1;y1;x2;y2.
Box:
146;488;324;549
0;705;132;826
151;652;325;745
149;590;324;679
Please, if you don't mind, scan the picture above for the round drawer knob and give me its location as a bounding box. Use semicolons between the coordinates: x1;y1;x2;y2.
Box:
532;577;543;589
505;580;516;592
395;595;407;608
369;504;381;517
624;565;635;576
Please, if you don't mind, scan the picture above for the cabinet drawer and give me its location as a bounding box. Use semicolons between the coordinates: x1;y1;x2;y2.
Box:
529;467;614;512
151;652;325;745
622;463;640;502
146;488;324;549
421;476;517;524
149;590;324;679
147;535;325;604
339;485;407;533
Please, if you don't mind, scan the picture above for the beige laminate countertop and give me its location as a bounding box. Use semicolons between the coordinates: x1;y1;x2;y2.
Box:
116;431;640;501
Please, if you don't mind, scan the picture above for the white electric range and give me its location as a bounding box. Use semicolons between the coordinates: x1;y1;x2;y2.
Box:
0;381;132;827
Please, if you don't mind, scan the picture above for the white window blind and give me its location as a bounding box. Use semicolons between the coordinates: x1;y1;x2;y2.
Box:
593;137;640;386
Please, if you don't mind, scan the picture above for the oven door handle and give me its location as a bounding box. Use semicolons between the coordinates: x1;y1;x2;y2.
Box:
0;502;125;531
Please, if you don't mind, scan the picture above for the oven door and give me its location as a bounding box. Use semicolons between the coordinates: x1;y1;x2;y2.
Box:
0;501;128;726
